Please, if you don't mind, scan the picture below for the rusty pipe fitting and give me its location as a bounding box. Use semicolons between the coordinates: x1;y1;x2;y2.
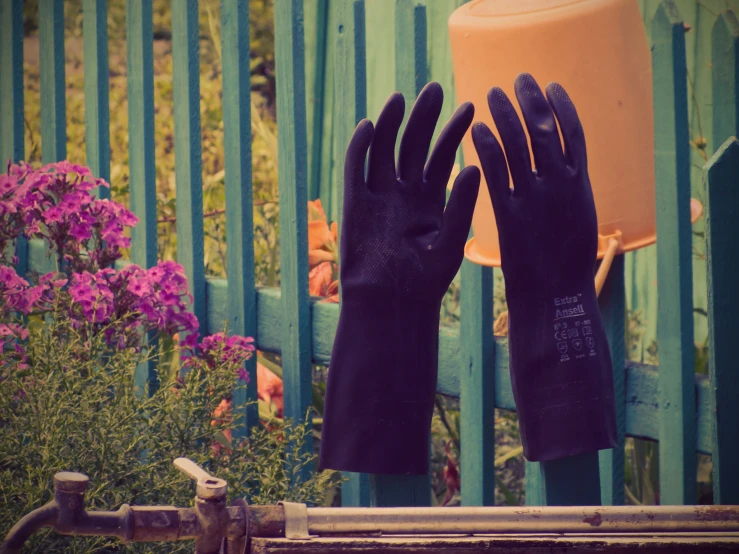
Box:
0;502;58;554
0;464;248;554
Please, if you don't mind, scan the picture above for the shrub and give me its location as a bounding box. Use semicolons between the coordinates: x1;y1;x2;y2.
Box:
0;161;338;553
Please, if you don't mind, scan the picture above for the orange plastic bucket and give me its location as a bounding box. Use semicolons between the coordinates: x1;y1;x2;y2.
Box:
449;0;701;267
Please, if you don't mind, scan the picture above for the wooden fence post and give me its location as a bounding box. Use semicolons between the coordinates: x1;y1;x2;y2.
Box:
0;0;26;276
459;257;495;505
172;0;207;336
599;255;627;505
83;0;110;196
652;0;696;505
333;0;372;507
367;0;432;508
222;0;259;436
39;0;66;163
704;138;739;505
126;0;159;393
275;0;313;480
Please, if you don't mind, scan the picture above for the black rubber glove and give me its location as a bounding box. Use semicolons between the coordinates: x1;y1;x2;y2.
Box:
471;74;617;461
320;82;481;475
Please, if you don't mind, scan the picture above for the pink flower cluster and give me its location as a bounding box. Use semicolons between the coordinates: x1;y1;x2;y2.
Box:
182;332;255;382
1;160;254;384
2;161;138;272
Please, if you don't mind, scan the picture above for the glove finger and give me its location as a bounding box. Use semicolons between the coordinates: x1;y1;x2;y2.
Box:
487;87;534;199
366;92;405;190
434;165;480;255
342;118;374;222
471;121;511;221
398;82;444;186
545;82;588;173
514;73;566;177
423;101;474;204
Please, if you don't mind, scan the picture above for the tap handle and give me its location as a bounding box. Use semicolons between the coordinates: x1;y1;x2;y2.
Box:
173;458;227;500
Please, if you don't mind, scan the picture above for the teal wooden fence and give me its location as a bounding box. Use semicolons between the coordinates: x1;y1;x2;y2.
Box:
1;0;738;508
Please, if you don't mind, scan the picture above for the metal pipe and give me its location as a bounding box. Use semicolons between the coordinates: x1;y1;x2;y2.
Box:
0;502;58;554
305;505;739;536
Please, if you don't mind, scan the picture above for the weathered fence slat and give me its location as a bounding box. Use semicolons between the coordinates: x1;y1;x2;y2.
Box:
652;0;696;505
365;0;432;508
0;0;26;275
459;259;495;506
82;0;110;195
222;0;258;436
126;0;158;393
332;0;372;508
394;0;427;148
712;10;739;150
172;0;207;334
599;255;627;505
704;138;739;504
274;0;313;470
39;0;66;163
308;0;330;202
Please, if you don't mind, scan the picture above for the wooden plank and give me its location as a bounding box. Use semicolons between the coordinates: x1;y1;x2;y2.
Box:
332;0;367;232
394;0;427;146
0;0;24;166
221;0;258;436
342;472;372;507
371;474;431;507
274;0;313;464
127;0;157;270
0;0;26;276
652;0;696;505
459;259;495;506
171;0;207;335
540;452;602;506
712;10;739;147
366;0;432;507
703;138;739;504
525;462;544;506
38;0;66;163
598;255;626;505
82;0;110;195
307;0;329;202
332;0;371;508
126;0;158;393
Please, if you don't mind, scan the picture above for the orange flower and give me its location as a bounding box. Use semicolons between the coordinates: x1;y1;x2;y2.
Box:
307;200;338;269
257;360;284;417
211;398;233;456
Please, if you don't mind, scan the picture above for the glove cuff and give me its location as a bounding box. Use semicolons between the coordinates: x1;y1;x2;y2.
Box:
506;284;618;461
319;292;443;475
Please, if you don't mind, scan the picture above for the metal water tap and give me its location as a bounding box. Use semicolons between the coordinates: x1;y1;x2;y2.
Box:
0;458;249;554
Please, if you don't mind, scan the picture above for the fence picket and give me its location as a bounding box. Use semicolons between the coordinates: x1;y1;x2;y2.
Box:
172;0;207;335
39;0;66;163
222;0;259;436
275;0;313;477
126;0;158;392
0;0;26;275
333;0;372;507
365;0;432;508
83;0;110;196
652;0;696;505
712;11;739;150
704;138;739;504
460;259;495;506
599;255;627;505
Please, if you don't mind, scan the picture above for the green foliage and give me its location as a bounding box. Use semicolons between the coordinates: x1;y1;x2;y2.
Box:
0;315;338;553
